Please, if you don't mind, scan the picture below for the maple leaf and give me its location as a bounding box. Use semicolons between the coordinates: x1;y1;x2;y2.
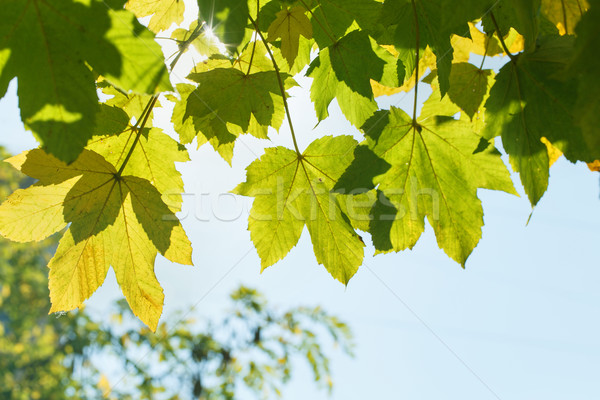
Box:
484;36;600;205
267;6;313;67
0;0;171;162
0;149;192;331
307;30;385;128
338;107;515;266
233;136;365;284
174;68;291;164
126;0;185;32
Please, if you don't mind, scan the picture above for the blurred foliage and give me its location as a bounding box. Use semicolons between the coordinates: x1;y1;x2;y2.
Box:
0;146;353;399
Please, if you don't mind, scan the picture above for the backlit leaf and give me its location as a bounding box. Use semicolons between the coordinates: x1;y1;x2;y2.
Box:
0;149;192;330
341;107;515;265
233;136;364;284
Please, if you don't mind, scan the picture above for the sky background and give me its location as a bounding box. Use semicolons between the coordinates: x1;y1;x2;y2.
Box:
1;6;599;399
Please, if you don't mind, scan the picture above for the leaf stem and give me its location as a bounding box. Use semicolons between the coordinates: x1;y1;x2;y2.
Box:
249;15;302;156
410;0;420;122
490;11;516;62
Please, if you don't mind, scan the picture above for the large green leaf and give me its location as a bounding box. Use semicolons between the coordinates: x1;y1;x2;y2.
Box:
174;68;290;164
342;106;515;266
233;136;364;284
0;0;171;162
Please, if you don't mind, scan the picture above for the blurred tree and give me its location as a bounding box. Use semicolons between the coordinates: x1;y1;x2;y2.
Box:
0;147;353;399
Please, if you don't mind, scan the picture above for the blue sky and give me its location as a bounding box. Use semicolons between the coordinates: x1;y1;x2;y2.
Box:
1;12;599;400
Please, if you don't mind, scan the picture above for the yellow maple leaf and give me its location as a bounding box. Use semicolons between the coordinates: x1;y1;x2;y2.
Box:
0;149;192;331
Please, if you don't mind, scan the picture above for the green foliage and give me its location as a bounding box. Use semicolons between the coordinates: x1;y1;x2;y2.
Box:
0;0;598;328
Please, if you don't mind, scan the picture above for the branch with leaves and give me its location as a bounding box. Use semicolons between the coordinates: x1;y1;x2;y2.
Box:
0;0;598;330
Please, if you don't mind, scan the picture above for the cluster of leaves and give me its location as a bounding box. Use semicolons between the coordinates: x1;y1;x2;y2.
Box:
0;157;352;399
0;0;598;329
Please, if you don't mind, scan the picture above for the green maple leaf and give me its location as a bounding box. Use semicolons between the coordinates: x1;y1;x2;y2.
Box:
233;136;365;284
0;149;192;331
381;0;493;95
126;0;185;32
0;0;171;162
484;35;599;205
267;6;313;67
307;30;385;128
344;107;515;266
174;68;291;164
